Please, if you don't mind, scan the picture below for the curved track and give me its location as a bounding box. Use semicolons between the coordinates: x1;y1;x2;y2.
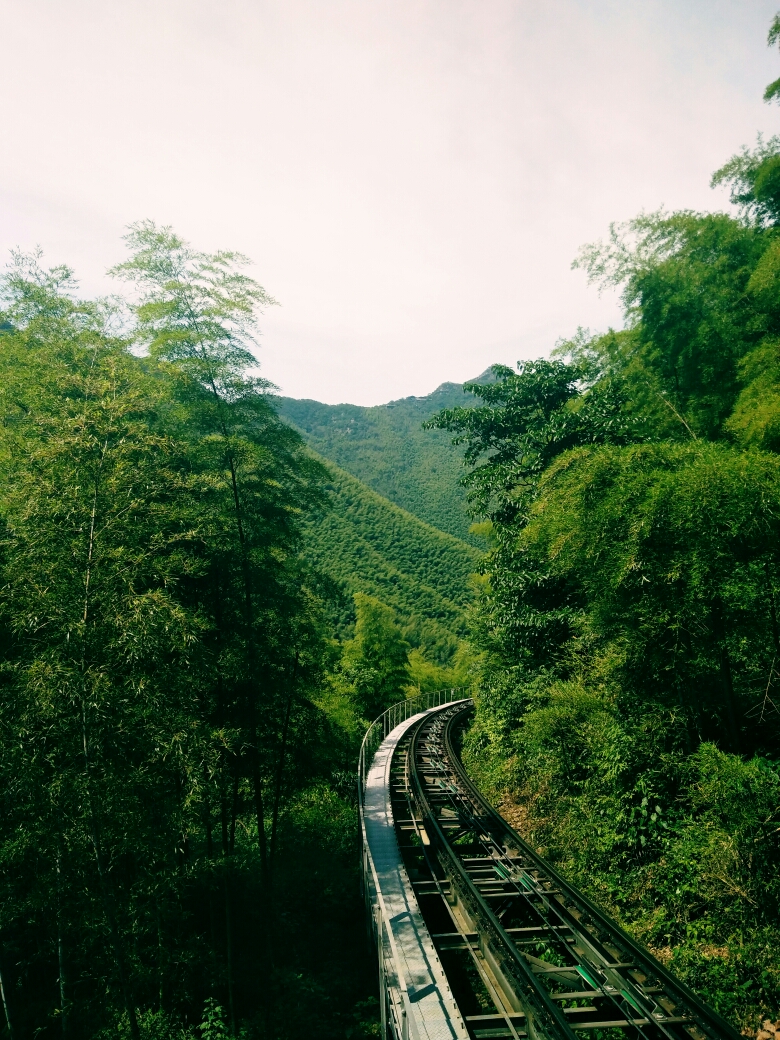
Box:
366;700;741;1040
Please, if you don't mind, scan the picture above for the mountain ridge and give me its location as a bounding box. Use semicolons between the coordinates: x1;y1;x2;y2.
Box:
276;369;495;543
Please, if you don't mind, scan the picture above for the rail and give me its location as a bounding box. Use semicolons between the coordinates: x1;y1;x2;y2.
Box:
408;703;740;1040
358;688;472;802
360;698;743;1040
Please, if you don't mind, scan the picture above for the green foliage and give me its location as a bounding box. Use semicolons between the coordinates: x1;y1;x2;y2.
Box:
726;337;780;450
110;219;277;392
425;358;639;522
0;241;377;1038
277;378;481;543
341;594;410;720
0;252;210;1036
712;136;780;226
264;783;377;1040
198;1000;230;1039
575;211;770;439
764;14;780;104
300;454;480;662
406;643;480;694
97;1008;196;1039
517;441;780;749
460;443;780;1021
465;696;780;1028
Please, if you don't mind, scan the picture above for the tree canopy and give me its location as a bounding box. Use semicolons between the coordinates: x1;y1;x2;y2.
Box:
0;235;377;1039
428;25;780;1024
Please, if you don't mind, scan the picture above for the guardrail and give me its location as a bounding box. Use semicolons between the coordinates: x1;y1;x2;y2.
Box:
357;688;472;801
358;690;473;1040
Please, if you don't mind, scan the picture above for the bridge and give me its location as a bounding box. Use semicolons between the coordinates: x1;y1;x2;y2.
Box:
358;695;741;1040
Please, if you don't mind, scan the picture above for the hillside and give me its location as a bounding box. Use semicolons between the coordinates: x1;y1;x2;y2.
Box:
277;377;485;543
303;453;482;661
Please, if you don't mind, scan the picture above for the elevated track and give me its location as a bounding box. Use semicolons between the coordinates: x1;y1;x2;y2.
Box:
359;698;741;1040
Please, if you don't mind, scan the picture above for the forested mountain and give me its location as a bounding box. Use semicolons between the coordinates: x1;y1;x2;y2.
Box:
277;377;486;543
300;452;480;660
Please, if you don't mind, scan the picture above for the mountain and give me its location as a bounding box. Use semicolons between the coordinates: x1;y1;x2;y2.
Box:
277;377;484;544
302;454;482;662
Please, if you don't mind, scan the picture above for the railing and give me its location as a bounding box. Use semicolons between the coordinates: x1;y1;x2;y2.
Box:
357;688;472;802
358;689;473;1040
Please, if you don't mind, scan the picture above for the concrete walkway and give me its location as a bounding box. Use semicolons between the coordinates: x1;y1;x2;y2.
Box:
363;705;470;1040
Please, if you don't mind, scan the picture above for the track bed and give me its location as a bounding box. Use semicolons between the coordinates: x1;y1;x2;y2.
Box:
387;702;739;1040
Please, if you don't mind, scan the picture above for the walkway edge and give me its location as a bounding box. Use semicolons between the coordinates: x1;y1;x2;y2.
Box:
361;702;471;1040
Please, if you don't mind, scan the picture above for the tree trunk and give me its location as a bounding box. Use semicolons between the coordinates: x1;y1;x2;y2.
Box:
75;450;139;1039
712;599;741;754
269;676;295;878
156;905;164;1012
204;769;214;862
229;772;239;855
218;752;236;1026
718;644;741;753
56;847;69;1038
765;560;780;658
224;865;236;1034
0;950;14;1040
251;738;269;883
203;766;220;975
251;730;274;1009
677;626;697;752
81;698;140;1040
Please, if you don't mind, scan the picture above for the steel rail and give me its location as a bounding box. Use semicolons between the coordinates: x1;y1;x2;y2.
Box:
401;726;527;1040
397;702;742;1040
408;708;579;1040
440;705;741;1040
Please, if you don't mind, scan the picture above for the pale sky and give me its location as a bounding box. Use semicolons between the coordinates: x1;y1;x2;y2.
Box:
2;1;779;405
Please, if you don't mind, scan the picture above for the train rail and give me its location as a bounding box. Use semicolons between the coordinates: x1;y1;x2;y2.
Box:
360;698;741;1040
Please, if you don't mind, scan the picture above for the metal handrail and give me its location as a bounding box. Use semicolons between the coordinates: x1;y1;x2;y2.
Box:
357;688;473;804
357;689;474;1040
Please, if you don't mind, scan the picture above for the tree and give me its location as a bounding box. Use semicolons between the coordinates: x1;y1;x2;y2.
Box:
111;222;332;1023
425;358;638;525
711;136;780;227
524;442;780;746
0;252;207;1038
342;594;410;720
575;211;771;439
0;235;344;1037
762;12;780;105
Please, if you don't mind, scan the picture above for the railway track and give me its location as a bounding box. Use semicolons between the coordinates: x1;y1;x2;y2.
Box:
360;698;741;1040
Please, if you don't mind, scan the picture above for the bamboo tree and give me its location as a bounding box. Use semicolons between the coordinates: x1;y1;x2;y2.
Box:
0;253;208;1034
111;222;325;879
0;953;14;1040
110;224;330;1029
0;237;335;1033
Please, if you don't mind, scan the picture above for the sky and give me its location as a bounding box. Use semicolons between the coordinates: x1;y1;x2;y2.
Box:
2;1;780;405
